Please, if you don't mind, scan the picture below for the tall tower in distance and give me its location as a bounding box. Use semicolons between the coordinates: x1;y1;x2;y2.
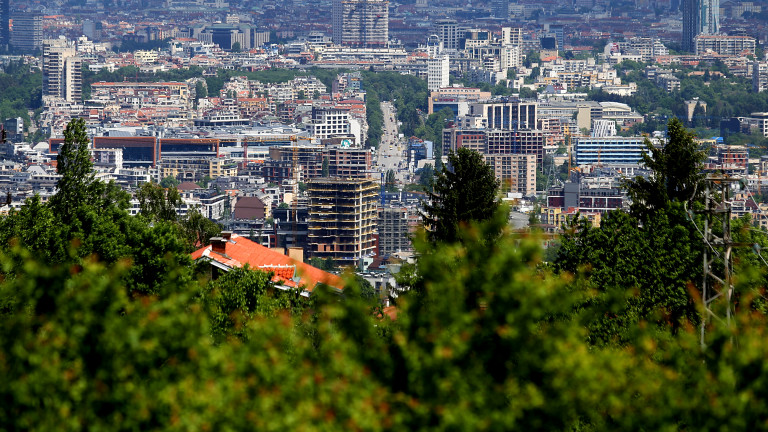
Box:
43;39;83;103
339;0;389;48
10;13;42;52
332;0;343;45
0;0;9;50
682;0;719;52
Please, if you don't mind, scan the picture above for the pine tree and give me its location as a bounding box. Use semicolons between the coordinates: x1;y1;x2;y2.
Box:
421;147;502;244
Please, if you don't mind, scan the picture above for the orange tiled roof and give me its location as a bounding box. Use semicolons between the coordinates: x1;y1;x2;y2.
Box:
191;234;345;292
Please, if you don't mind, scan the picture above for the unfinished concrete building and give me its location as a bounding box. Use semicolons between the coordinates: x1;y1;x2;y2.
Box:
307;178;378;267
377;204;418;256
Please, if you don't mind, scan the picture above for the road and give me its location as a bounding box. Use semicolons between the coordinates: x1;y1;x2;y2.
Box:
376;101;408;184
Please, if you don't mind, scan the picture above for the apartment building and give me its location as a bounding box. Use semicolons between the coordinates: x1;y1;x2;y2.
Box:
43;39;83;103
485;129;545;165
325;147;372;179
483;153;537;195
694;34;756;56
158;157;238;182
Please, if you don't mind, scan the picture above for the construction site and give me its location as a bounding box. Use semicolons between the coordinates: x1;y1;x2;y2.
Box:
307;178;379;266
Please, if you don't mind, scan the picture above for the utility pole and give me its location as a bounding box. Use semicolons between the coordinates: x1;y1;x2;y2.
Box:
698;174;743;348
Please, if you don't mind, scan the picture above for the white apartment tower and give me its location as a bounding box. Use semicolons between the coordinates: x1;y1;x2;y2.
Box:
500;27;523;70
43;39;83;103
426;34;450;91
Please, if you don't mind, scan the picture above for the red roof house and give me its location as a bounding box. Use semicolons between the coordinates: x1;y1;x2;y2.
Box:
191;232;345;295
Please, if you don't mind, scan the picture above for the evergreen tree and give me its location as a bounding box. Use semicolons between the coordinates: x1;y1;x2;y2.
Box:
624;118;706;220
421;147;502;244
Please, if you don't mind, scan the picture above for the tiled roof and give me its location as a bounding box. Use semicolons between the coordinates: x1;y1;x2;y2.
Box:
191;234;345;292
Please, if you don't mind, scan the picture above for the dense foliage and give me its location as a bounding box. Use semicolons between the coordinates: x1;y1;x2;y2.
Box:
0;61;42;127
0;119;206;294
5;118;768;429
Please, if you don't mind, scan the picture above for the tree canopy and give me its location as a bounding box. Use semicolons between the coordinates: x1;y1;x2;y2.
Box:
624;118;706;218
421;147;501;244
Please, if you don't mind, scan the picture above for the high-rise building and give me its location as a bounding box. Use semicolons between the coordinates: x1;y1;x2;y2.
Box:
682;0;719;52
332;0;344;45
307;178;378;266
10;13;42;52
434;19;459;51
377;205;417;256
483;154;537;195
492;0;508;18
43;39;83;103
426;35;449;91
427;55;450;92
338;0;389;48
0;0;9;50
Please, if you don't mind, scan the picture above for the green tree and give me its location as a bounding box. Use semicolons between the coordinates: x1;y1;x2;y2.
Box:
385;169;397;192
182;209;222;249
421;148;502;244
231;42;241;52
624;118;706;219
199;266;298;342
309;257;337;271
49;118;95;218
417;163;434;193
159;175;180;189
322;156;329;177
136;181;183;223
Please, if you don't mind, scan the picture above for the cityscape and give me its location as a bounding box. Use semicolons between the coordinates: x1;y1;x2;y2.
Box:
2;0;768;428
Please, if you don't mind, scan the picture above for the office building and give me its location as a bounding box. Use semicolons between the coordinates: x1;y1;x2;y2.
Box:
492;0;508;18
307;178;378;266
471;99;538;130
194;23;252;51
442;129;487;155
574;137;647;166
0;0;8;50
434;19;460;51
426;50;450;91
10;13;42;52
332;0;344;45
682;0;719;52
338;0;389;48
43;39;83;103
93;136;158;168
